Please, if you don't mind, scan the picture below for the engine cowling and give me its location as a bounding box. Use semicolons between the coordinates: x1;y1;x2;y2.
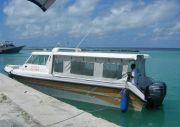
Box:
145;82;166;108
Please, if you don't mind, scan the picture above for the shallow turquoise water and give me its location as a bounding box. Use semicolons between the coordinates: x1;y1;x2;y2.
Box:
0;49;180;127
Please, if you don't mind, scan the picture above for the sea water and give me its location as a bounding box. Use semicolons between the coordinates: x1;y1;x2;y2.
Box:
0;49;180;127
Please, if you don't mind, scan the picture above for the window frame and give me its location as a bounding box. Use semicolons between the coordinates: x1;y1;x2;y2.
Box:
26;55;49;65
70;60;94;76
102;62;122;79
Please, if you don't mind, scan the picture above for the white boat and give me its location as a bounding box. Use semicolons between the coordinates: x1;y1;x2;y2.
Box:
4;47;166;111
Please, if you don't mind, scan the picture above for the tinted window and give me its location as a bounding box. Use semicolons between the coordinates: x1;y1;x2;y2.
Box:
103;63;122;79
27;55;49;65
70;61;94;76
53;56;63;73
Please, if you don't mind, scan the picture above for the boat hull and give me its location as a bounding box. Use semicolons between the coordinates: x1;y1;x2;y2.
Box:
0;46;24;54
11;74;145;111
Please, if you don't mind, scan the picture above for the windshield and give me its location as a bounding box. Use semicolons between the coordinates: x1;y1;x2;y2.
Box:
27;55;49;65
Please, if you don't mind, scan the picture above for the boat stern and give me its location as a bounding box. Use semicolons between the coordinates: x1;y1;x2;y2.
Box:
145;81;167;108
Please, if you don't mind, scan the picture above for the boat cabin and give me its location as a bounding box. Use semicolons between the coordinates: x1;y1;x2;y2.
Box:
23;48;148;82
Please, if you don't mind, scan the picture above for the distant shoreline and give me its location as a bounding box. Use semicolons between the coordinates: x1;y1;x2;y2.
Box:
24;47;180;52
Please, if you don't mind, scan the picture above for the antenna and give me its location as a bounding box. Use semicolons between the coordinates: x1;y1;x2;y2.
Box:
76;29;91;48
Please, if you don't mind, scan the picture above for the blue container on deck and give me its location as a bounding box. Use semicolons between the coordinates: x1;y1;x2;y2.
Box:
120;89;129;112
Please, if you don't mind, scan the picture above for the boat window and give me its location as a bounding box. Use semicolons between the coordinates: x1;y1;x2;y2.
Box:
53;56;64;73
70;61;94;76
103;63;122;79
27;55;49;65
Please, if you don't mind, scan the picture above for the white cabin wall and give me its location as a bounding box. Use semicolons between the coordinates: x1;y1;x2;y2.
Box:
63;56;71;74
64;60;71;74
122;61;129;75
47;55;53;74
94;63;103;78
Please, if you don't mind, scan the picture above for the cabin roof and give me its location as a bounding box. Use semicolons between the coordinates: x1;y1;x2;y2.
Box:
32;51;149;60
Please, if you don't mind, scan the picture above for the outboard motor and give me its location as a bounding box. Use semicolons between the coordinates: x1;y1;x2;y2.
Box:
145;82;166;108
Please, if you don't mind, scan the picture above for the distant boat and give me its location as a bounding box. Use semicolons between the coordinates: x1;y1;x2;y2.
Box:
0;41;25;54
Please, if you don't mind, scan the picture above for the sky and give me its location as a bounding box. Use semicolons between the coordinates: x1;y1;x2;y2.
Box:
0;0;180;48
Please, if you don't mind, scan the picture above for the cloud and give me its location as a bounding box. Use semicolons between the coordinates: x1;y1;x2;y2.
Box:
3;0;101;38
3;0;67;38
91;1;179;34
3;0;180;40
67;0;99;16
153;22;180;40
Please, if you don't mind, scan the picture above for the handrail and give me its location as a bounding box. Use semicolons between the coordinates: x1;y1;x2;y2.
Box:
52;47;81;52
